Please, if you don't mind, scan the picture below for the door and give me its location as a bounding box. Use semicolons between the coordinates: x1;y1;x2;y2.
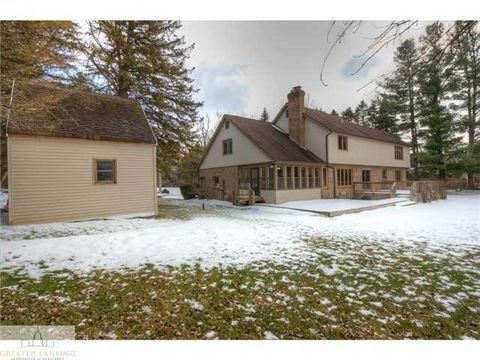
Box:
362;169;371;190
250;168;260;195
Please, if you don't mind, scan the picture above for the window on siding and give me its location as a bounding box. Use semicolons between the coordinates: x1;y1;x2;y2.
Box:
225;120;230;129
213;176;220;188
222;139;233;155
94;159;116;184
396;170;402;181
337;168;352;186
338;135;348;150
394;146;403;160
382;168;388;180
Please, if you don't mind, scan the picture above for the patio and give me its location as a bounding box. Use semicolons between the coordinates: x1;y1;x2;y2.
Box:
258;196;412;216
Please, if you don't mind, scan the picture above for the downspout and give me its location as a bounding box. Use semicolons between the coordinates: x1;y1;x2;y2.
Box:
325;131;336;198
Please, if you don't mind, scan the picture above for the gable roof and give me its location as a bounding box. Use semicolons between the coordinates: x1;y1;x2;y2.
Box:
273;104;409;146
7;82;156;144
228;115;322;163
304;108;409;146
199;114;322;167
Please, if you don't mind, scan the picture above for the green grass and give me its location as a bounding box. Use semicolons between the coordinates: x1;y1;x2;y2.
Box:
1;246;479;339
154;200;211;220
1;200;479;339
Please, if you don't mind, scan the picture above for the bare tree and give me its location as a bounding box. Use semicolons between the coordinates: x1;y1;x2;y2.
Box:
320;21;478;91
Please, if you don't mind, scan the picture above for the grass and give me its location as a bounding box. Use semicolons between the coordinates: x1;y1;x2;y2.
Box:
154;199;215;220
1;199;479;339
1;242;479;339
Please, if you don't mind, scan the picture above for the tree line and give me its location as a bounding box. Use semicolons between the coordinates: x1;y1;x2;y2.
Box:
0;20;202;187
334;22;479;187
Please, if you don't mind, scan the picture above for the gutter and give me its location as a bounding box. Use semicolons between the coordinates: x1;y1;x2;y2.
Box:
325;131;336;197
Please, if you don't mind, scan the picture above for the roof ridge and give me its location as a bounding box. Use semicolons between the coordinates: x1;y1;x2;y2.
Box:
13;80;139;105
304;107;408;146
227;114;322;164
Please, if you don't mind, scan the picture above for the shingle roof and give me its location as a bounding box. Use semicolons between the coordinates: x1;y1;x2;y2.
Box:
227;115;322;163
7;82;156;144
304;107;409;146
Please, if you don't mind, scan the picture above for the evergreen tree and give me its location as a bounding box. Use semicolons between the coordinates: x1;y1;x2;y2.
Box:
341;107;355;122
417;22;461;180
0;21;79;188
365;100;378;128
381;39;421;179
260;107;269;121
354;100;369;126
330;109;338;116
451;21;480;188
0;21;79;87
374;97;398;134
84;21;202;174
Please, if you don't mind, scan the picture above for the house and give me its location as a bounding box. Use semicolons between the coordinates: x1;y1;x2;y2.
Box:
5;82;158;224
199;86;410;204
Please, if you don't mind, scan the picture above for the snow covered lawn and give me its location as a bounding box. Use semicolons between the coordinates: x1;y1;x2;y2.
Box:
0;189;7;209
158;187;184;200
1;191;479;339
263;197;407;213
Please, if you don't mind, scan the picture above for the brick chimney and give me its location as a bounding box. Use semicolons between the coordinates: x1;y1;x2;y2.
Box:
287;86;306;145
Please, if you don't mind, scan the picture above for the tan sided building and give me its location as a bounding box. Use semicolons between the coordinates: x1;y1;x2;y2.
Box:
199;86;410;204
6;82;158;224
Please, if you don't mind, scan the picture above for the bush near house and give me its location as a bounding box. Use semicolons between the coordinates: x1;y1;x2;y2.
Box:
180;184;199;200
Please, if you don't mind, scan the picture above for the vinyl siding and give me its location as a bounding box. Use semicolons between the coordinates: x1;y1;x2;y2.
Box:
305;118;329;161
327;132;410;168
199;121;270;169
8;135;157;224
275;110;289;133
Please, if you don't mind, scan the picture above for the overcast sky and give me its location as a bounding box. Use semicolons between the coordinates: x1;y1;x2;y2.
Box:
180;21;429;121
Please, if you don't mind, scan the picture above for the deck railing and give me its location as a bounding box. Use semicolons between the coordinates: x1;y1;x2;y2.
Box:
353;181;397;198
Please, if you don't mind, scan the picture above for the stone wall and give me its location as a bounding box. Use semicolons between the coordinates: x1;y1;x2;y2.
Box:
321;167;335;198
287;86;306;145
410;181;447;202
199;166;239;202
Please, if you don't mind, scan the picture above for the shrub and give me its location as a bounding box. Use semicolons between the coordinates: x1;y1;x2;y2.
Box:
179;184;198;200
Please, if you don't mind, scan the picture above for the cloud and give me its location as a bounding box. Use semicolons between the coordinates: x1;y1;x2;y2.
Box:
193;62;249;116
340;56;381;80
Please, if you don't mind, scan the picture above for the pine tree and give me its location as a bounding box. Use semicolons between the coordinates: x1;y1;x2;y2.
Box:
365;100;378;128
0;21;79;87
260;107;269;121
374;97;398;134
0;21;79;188
330;109;338;116
451;21;480;188
341;107;355;122
381;39;421;179
354;100;369;126
417;22;462;180
84;21;202;174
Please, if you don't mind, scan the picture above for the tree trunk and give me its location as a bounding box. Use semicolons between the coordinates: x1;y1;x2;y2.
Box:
408;76;419;180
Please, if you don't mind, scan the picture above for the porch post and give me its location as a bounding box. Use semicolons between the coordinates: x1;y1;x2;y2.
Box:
259;167;263;190
306;167;310;188
283;166;288;190
265;166;269;189
273;165;278;190
299;167;303;188
291;166;295;190
312;167;316;188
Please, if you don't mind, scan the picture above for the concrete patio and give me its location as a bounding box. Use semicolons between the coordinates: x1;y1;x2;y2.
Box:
257;196;413;217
